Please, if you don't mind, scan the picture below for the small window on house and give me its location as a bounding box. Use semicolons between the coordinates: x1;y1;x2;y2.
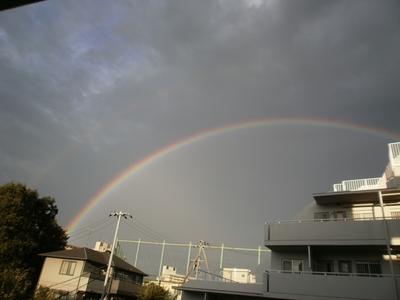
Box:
59;261;77;276
314;212;330;221
282;259;303;273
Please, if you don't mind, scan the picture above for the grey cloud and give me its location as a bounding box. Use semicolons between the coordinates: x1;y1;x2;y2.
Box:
0;0;399;250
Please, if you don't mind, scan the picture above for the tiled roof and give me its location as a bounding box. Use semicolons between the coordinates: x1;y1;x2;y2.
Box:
39;247;147;276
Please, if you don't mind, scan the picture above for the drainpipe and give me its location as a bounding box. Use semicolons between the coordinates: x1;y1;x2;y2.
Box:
378;191;398;300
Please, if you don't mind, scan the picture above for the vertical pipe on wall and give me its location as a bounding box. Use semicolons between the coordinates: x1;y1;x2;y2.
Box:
378;191;398;300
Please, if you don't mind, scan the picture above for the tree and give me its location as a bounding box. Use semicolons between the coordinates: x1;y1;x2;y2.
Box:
0;182;68;299
137;282;171;300
33;285;56;300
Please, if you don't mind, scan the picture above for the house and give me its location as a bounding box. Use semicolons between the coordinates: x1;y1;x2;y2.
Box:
36;247;147;300
178;142;400;300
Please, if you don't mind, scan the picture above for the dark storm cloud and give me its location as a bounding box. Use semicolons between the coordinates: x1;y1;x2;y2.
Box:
0;0;399;250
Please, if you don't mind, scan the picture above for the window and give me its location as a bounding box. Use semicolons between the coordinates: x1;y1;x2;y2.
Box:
333;211;346;220
316;260;333;273
350;208;374;220
339;261;352;274
314;212;330;221
390;210;400;219
356;261;381;277
59;261;76;276
282;259;303;273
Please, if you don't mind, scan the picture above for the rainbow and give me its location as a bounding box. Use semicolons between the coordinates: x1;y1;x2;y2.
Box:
66;118;400;233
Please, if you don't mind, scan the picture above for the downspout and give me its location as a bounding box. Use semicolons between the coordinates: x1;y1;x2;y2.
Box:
378;191;398;300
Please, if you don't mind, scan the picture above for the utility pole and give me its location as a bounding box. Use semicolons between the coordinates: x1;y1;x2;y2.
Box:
100;211;131;300
182;240;210;283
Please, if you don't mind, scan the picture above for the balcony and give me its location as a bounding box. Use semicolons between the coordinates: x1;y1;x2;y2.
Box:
263;270;400;300
265;218;400;247
110;279;142;296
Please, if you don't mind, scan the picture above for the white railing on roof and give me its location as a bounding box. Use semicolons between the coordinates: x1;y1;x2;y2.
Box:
389;142;400;167
333;177;381;191
333;183;343;191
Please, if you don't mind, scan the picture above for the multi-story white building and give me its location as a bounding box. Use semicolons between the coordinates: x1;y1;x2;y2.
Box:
178;142;400;300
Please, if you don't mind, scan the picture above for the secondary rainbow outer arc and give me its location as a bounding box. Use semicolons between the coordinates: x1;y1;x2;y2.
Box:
65;118;400;233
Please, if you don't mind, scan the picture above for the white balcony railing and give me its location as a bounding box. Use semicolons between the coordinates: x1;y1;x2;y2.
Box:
389;142;400;166
333;177;381;191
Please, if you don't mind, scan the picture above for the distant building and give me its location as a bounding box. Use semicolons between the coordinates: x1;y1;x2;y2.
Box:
95;241;126;260
37;247;147;300
178;142;400;300
222;268;256;284
149;265;185;300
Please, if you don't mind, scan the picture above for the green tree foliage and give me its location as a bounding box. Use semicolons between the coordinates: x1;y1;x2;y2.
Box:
138;282;171;300
0;182;68;299
0;267;31;299
33;285;56;300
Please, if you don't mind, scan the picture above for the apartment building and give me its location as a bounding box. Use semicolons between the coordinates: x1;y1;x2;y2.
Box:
178;142;400;300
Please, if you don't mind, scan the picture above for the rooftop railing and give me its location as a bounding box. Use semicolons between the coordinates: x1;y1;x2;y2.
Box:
389;142;400;166
333;177;381;191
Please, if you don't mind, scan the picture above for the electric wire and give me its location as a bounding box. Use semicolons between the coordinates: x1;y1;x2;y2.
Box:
121;218;165;242
68;218;116;244
67;216;112;237
123;216;180;243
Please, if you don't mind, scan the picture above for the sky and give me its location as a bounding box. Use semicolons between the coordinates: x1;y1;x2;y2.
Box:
1;0;400;257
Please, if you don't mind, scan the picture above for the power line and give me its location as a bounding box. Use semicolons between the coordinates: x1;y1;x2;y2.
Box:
67;217;112;236
68;218;116;243
122;217;177;242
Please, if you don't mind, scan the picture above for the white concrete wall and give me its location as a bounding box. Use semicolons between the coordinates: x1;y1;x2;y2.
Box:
37;257;84;292
264;272;398;300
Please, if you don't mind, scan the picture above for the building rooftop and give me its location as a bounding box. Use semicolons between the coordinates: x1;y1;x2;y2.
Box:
39;247;147;276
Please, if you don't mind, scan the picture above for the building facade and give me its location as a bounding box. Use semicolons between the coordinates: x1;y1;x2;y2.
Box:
37;247;147;300
179;142;400;300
